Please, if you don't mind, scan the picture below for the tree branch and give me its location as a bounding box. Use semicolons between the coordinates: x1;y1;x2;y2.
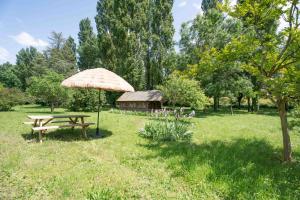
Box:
275;2;295;64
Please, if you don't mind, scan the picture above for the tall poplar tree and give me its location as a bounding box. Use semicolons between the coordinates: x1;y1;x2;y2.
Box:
78;18;100;70
95;0;174;90
96;0;146;90
145;0;175;89
201;0;223;13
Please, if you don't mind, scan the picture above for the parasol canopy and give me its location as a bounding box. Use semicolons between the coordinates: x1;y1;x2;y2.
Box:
61;68;134;92
61;68;134;137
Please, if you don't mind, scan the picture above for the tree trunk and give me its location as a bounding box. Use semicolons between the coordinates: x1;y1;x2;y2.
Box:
237;93;243;109
145;56;151;90
256;95;260;111
278;99;292;162
247;97;251;112
51;102;54;113
251;96;257;112
213;96;218;111
230;104;234;115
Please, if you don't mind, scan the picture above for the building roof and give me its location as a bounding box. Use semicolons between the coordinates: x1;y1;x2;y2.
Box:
117;90;163;102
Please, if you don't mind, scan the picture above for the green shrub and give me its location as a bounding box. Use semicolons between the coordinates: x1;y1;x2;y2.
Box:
68;89;106;112
27;71;68;112
139;120;193;142
0;87;27;111
157;74;208;110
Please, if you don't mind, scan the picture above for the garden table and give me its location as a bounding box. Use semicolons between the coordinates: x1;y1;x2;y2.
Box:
25;114;94;142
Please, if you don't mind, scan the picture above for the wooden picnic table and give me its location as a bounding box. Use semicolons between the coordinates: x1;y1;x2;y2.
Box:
24;114;94;142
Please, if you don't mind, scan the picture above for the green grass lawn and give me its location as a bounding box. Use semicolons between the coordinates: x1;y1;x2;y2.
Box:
1;105;300;199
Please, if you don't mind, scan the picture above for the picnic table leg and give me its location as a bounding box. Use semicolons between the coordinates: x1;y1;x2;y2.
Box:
70;117;78;131
31;119;37;134
80;117;87;138
38;130;43;143
38;119;43;143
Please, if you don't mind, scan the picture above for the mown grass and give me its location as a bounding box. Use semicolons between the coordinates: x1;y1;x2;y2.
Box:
0;105;300;199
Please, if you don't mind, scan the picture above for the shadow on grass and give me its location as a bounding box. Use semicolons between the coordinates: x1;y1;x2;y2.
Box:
22;128;112;142
139;138;300;199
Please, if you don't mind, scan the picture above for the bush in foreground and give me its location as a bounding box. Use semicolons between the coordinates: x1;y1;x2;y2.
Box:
139;120;192;142
0;87;28;111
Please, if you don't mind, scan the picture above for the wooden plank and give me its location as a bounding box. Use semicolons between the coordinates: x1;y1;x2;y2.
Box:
27;115;90;120
27;115;53;120
32;123;95;131
42;118;53;126
52;115;90;118
23;121;34;125
32;126;59;131
51;120;73;123
59;123;94;128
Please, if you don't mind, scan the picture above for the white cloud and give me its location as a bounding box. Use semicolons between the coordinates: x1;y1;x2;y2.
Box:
178;1;187;7
11;32;48;47
0;47;10;63
193;3;202;10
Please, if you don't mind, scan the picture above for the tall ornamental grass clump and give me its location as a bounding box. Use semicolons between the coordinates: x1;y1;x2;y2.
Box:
139;120;192;142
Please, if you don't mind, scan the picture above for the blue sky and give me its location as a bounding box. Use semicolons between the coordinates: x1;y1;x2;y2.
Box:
0;0;213;64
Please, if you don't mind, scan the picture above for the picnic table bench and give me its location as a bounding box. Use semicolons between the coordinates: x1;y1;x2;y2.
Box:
24;114;94;142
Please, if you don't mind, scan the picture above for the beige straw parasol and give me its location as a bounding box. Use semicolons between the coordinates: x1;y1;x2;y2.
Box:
61;68;134;137
61;68;134;92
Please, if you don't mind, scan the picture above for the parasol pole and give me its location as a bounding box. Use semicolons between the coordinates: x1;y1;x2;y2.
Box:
96;89;101;137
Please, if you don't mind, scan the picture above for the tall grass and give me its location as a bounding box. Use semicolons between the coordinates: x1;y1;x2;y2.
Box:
139;120;193;142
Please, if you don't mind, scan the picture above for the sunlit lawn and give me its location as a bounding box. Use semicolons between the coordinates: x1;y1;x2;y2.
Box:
0;105;300;199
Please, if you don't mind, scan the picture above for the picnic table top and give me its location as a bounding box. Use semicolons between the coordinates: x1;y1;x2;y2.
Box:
27;114;91;120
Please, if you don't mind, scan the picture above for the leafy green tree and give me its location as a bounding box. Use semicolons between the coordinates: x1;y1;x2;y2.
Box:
47;32;77;76
157;74;208;110
221;0;300;161
186;47;253;112
180;9;248;111
0;62;21;88
15;47;45;91
68;89;106;112
78;18;100;70
145;0;175;89
95;0;174;90
28;71;68;112
179;9;242;66
96;0;146;90
202;0;223;13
